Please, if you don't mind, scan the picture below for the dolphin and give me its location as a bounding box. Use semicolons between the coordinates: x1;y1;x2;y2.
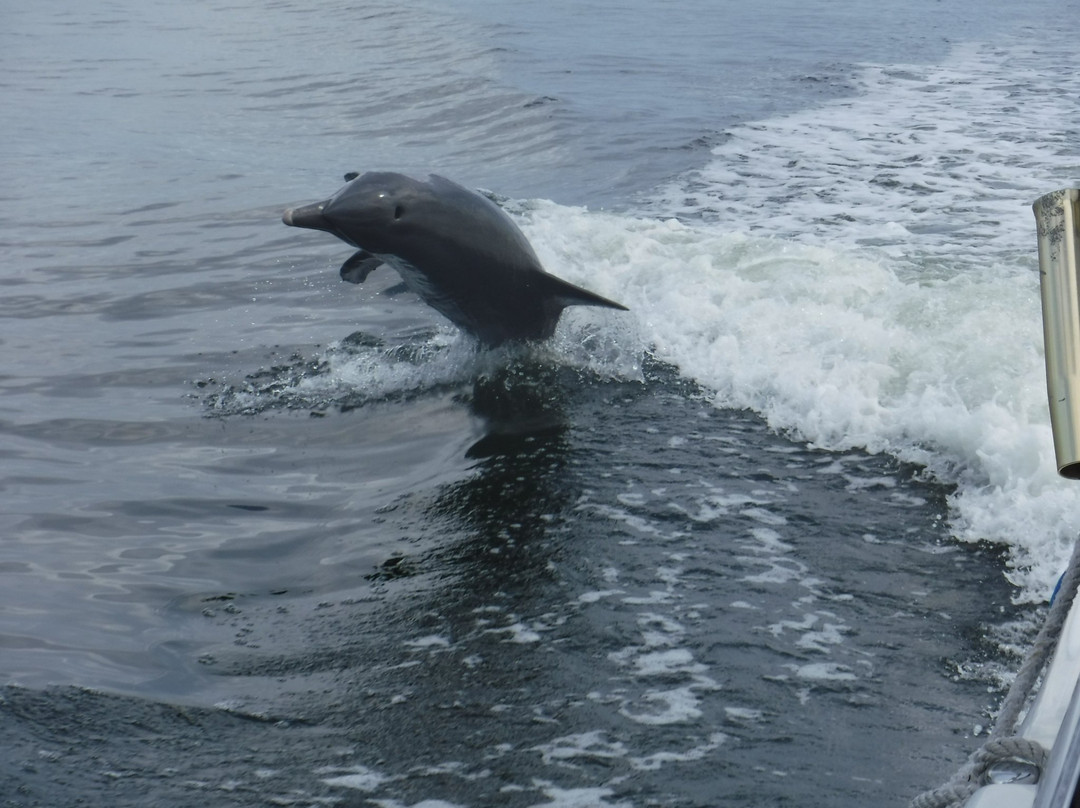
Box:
282;172;627;346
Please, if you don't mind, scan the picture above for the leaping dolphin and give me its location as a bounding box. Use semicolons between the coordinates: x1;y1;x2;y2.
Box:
282;172;627;346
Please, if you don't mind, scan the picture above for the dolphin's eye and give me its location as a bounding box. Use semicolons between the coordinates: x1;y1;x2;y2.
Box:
393;205;404;220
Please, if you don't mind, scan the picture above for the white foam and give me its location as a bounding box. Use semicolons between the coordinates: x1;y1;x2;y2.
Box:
320;764;392;791
739;507;788;527
629;733;728;771
746;527;794;554
413;762;490;781
741;557;809;586
620;591;675;606
787;662;859;682
526;782;634;808
577;589;625;603
618;685;704;726
533;731;627;766
503;622;542;644
606;605;722;726
794;618;851;654
580;502;669;538
520;38;1080;601
630;648;704;677
534;729;727;774
724;706;765;723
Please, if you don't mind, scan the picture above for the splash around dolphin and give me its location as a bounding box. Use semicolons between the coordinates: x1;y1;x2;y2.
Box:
282;172;627;346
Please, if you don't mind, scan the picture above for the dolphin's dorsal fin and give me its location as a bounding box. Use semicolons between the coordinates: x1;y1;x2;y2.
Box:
339;249;383;284
343;171;360;182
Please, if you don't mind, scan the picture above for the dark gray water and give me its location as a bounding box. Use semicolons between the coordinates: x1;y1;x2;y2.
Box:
1;364;1020;806
3;0;1076;805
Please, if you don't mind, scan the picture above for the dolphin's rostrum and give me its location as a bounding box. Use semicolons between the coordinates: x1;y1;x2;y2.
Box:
282;172;627;346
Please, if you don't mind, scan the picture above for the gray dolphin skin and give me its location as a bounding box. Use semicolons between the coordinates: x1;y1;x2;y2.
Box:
282;172;628;346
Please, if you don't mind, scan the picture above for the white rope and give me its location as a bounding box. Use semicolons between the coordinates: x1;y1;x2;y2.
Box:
910;737;1048;808
909;536;1080;808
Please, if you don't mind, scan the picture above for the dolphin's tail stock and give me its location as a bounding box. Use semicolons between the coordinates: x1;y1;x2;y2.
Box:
540;272;628;314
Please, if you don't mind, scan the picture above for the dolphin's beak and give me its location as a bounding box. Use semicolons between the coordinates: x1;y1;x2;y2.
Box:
282;201;331;231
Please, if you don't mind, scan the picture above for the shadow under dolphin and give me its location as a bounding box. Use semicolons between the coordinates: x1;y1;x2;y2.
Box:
461;360;573;459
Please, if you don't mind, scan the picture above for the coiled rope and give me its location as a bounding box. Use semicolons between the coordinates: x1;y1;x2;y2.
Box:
910;536;1080;808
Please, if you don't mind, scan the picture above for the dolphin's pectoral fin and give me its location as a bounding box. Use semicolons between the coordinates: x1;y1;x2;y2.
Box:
339;250;383;284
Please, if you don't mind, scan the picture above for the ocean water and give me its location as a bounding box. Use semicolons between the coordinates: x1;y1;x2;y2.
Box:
3;0;1080;805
